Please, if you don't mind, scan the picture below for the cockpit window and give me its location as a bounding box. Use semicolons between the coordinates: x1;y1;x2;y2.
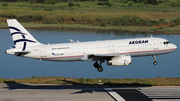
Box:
164;41;170;45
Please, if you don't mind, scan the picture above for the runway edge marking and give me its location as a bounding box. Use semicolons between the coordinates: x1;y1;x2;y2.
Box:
104;88;126;101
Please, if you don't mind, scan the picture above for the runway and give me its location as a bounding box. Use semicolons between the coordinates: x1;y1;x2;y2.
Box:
0;83;180;101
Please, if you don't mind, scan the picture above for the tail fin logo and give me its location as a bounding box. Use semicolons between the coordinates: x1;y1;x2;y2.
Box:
9;26;37;51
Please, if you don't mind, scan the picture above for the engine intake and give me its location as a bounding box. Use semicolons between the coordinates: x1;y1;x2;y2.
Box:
107;55;132;66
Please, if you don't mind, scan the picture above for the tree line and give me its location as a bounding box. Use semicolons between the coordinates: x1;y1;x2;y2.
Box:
0;0;171;5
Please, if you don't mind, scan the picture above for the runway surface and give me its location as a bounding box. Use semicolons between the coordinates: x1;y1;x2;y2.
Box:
0;83;180;101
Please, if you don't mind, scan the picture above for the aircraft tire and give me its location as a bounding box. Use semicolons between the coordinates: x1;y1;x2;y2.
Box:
94;62;99;68
153;61;158;65
97;66;103;72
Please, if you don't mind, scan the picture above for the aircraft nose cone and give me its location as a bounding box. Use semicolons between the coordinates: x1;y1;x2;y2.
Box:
174;44;177;49
172;44;177;50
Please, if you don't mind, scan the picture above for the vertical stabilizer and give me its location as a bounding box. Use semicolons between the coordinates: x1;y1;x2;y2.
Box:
7;19;42;50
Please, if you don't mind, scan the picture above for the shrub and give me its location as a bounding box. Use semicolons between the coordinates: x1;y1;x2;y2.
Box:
44;0;56;5
68;2;74;7
170;18;180;27
1;13;16;19
107;3;112;7
97;2;112;7
144;19;153;26
148;0;159;5
174;18;180;25
17;15;43;22
17;15;31;22
92;17;108;27
112;15;166;26
113;17;123;26
150;20;160;26
44;7;53;11
42;18;58;24
104;17;114;26
79;77;84;84
159;18;166;23
100;21;107;27
158;0;165;3
170;2;180;7
121;5;126;7
85;78;90;81
169;23;178;27
114;15;145;26
91;15;172;27
128;3;133;6
120;0;128;3
2;3;8;6
75;3;80;7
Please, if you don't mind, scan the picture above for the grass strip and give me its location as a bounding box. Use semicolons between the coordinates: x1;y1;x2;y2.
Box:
1;77;180;86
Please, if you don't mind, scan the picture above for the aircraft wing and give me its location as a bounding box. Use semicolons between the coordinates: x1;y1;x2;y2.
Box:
87;52;121;61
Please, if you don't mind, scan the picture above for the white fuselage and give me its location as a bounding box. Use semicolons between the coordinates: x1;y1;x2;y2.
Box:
6;37;177;62
6;19;177;72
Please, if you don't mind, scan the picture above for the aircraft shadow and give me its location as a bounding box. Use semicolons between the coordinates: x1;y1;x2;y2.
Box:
3;80;105;94
3;80;152;94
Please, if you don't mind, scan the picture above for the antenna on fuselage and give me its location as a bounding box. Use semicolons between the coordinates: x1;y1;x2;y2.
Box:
69;39;79;43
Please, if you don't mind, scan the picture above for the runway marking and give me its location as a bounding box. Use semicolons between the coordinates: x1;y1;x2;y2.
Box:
104;88;125;101
113;88;152;101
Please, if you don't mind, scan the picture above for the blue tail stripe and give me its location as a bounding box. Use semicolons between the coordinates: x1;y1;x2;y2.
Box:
9;26;20;31
22;42;26;51
14;39;36;45
22;35;25;38
11;32;26;36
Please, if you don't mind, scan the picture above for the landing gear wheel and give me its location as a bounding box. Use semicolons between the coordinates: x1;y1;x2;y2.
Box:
93;61;104;72
97;66;103;72
153;61;158;65
152;55;158;66
93;61;99;68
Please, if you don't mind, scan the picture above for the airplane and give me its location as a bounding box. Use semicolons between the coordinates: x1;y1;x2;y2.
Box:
5;19;177;72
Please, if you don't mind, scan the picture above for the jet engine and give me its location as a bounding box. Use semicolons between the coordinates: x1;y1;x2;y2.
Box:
107;55;132;66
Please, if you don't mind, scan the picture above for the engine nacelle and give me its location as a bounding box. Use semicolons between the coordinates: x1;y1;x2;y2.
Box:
107;55;132;66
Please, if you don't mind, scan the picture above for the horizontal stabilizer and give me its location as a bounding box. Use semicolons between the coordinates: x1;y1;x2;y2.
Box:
14;51;30;56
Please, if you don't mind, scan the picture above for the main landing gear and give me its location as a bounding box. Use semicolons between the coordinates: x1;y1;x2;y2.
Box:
152;55;158;65
93;61;103;72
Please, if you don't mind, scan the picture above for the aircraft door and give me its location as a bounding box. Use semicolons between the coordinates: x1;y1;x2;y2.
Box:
40;47;46;57
153;40;159;50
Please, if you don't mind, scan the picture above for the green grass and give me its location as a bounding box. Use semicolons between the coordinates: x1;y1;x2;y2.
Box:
1;22;180;34
0;1;180;33
1;77;180;86
1;2;180;21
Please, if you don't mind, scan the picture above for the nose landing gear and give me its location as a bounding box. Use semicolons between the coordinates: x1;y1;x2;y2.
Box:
152;55;158;65
153;61;158;65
